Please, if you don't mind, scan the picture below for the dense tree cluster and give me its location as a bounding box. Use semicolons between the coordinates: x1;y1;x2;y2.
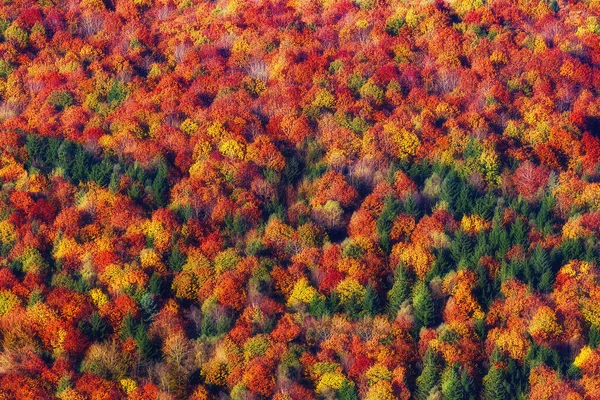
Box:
0;0;600;398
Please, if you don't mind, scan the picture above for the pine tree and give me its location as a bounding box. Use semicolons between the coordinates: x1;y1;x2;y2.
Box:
510;219;527;248
71;147;90;183
451;229;472;265
361;284;379;317
44;137;60;169
483;365;506;400
152;161;169;208
338;379;358;400
404;193;421;219
413;280;435;330
326;291;341;315
441;171;461;212
387;265;411;317
530;245;552;292
135;322;157;360
25;134;45;167
590;324;600;348
441;365;464;400
120;312;136;339
473;232;490;261
168;246;185;272
377;194;400;254
309;294;327;318
460;369;476;400
57;141;74;175
139;293;157;323
474;193;496;220
416;349;440;400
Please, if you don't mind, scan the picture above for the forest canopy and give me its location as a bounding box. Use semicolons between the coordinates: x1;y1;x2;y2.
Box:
0;0;600;399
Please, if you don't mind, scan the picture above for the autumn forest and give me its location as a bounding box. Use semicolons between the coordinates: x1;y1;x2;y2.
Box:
0;0;600;398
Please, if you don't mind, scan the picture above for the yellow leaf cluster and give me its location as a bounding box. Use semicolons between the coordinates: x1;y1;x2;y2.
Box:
20;247;47;274
316;372;346;394
53;237;79;260
219;138;246;159
287;277;320;307
180;118;199;135
397;243;433;279
140;248;165;272
336;277;366;304
562;217;585;240
384;123;420;159
528;306;563;342
89;288;109;308
573;346;593;369
0;290;19;316
365;364;392;385
120;378;138;394
461;214;487;235
100;263;147;294
0;219;16;244
365;380;397;400
488;328;529;361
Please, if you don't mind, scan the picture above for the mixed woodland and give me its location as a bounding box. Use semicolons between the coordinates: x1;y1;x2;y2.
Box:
1;0;600;398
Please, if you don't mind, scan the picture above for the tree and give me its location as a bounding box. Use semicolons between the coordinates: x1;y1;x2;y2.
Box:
416;349;440;400
441;365;464;400
413;280;435;330
362;284;380;317
377;194;400;254
152;161;169;208
387;265;411;317
483;365;507;400
530;246;553;292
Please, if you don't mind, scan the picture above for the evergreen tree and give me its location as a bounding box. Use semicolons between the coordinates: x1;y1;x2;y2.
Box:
474;193;496;220
168;246;185;272
473;232;490;261
80;311;108;341
451;229;472;265
71;146;90;183
361;284;379;317
44;137;60;169
530;245;552;292
57;140;74;175
308;294;327;318
152;161;169;208
483;365;506;400
535;194;554;235
139;293;157;322
510;218;527;248
135;322;157;360
25;134;45;167
404;193;421;219
441;171;461;212
505;358;527;399
460;369;476;400
120;312;136;339
456;185;475;216
416;349;440;400
201;315;217;337
326;291;341;315
441;365;464;400
387;265;411;317
338;380;358;400
413;281;435;330
475;263;495;310
590;324;600;349
377;194;400;254
89;158;112;187
560;239;584;263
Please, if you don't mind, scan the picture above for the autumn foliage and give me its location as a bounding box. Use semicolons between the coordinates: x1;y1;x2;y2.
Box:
0;0;599;398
